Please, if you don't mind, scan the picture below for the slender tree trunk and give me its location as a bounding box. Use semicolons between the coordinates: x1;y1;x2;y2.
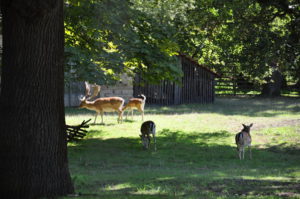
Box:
260;64;283;97
0;1;74;198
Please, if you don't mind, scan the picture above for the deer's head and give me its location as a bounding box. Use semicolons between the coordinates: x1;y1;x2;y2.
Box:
78;96;88;108
242;123;253;133
79;82;101;108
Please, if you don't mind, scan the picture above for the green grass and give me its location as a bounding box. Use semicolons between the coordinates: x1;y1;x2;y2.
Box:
64;97;300;199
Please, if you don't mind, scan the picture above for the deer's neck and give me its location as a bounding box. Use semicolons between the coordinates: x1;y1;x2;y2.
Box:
242;131;251;137
84;101;98;111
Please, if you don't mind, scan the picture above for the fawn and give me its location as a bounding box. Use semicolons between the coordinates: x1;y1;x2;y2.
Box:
140;121;156;151
235;123;253;160
123;94;146;121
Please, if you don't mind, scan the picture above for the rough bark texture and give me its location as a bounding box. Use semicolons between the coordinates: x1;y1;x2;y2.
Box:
0;1;74;198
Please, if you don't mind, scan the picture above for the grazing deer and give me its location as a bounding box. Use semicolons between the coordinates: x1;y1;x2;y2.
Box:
79;82;125;124
140;121;156;151
123;94;146;121
235;123;253;160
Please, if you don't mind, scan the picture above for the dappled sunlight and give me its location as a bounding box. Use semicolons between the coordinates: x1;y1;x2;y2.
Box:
65;97;300;198
69;129;299;176
104;183;132;191
265;143;300;155
68;134;300;198
204;178;300;197
93;175;300;198
156;177;175;181
132;185;166;195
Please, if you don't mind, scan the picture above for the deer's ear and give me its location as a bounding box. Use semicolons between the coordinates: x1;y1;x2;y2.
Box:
249;123;253;127
242;124;246;128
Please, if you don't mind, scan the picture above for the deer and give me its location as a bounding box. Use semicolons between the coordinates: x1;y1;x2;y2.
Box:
79;82;125;124
140;121;156;151
235;123;253;160
122;94;146;121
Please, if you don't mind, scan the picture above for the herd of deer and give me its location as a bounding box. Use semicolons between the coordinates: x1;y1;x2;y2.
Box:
79;82;156;151
79;82;146;124
79;82;253;159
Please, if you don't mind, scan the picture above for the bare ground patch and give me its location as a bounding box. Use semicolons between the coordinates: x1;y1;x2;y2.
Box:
253;119;300;131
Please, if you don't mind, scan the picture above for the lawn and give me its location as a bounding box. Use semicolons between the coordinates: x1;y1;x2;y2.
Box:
64;97;300;199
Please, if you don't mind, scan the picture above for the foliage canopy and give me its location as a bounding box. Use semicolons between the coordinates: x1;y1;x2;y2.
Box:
64;0;300;86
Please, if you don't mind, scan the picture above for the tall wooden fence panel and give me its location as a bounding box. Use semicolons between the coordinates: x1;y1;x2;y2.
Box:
215;73;299;97
133;76;175;105
134;55;217;105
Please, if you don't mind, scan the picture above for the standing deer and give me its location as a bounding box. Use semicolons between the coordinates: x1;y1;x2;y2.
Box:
235;123;253;160
79;82;125;124
140;120;156;151
123;94;146;121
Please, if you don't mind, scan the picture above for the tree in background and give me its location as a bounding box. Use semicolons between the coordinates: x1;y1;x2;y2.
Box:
178;0;299;96
0;0;74;198
64;0;183;85
64;0;299;95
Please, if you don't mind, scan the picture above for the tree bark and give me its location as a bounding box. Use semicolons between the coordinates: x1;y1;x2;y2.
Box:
260;65;283;97
0;1;74;198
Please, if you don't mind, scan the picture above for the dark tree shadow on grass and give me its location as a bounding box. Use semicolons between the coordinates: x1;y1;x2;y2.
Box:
206;179;300;198
265;143;300;155
68;128;300;198
123;119;135;123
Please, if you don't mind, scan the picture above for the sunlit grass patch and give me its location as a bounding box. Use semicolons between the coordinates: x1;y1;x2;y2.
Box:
64;97;300;199
104;183;132;191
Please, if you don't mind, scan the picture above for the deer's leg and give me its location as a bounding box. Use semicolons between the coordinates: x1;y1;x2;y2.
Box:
118;110;123;123
237;146;241;160
249;146;252;160
131;109;134;120
94;113;98;124
121;110;124;123
126;109;129;119
153;134;156;151
242;147;245;159
100;111;104;124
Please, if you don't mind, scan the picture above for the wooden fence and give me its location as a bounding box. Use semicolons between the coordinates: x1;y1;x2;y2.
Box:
133;79;176;105
215;77;260;96
134;55;217;105
215;74;300;97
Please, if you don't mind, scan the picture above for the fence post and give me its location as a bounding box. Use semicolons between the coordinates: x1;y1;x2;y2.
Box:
233;79;237;96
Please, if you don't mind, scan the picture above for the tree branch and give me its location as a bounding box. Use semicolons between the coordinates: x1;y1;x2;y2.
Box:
66;119;91;142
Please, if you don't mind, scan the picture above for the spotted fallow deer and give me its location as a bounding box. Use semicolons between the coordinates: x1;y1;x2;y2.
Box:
235;123;253;160
123;94;146;121
79;82;125;124
140;120;156;151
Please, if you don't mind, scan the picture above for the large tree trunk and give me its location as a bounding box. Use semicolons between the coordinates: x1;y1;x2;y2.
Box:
0;1;74;198
260;65;284;97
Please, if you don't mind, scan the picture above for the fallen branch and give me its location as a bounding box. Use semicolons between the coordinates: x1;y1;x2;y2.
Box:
66;119;91;142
